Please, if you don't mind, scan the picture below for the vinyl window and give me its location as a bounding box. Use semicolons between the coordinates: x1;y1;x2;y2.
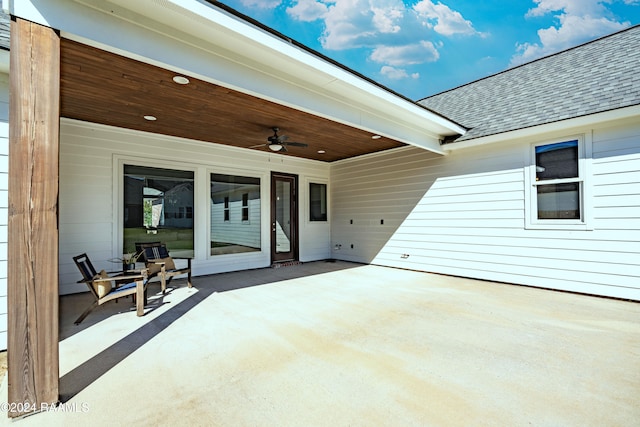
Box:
527;136;590;229
309;183;327;222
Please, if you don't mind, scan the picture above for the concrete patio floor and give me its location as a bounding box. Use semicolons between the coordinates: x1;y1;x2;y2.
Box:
2;261;639;426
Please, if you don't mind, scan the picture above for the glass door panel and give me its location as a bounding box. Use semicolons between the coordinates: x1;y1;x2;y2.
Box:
271;173;298;263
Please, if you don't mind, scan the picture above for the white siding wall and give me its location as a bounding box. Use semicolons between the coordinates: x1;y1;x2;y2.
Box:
59;119;331;295
0;73;8;350
331;119;640;300
211;198;261;249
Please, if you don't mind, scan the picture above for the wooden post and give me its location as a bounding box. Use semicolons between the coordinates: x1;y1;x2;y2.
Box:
7;18;60;417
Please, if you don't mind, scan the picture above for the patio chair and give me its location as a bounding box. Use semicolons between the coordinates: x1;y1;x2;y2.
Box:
136;242;192;294
73;253;149;324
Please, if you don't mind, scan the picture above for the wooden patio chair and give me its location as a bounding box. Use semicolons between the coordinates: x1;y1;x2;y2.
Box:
135;242;192;294
73;253;149;324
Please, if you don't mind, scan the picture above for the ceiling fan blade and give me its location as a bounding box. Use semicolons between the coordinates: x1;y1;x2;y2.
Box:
285;142;308;148
249;144;267;149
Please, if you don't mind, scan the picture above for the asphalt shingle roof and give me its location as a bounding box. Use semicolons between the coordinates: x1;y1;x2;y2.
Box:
419;25;640;143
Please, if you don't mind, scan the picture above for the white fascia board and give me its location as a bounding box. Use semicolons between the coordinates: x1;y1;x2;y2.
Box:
9;0;462;155
444;105;640;151
6;0;46;23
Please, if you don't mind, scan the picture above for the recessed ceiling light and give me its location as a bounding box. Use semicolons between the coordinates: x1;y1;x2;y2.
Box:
172;76;190;85
143;115;157;121
371;135;382;139
317;150;326;154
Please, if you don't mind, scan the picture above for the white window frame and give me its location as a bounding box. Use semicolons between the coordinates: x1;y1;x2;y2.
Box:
525;134;593;230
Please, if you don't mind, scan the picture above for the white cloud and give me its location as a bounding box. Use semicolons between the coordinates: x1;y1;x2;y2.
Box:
238;0;281;8
413;0;478;36
371;4;405;33
319;0;396;50
380;66;420;80
525;0;607;17
370;41;439;65
511;0;632;65
286;0;329;21
286;0;479;80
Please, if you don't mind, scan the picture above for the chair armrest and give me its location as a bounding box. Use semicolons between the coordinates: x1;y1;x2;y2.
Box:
97;270;148;282
93;276;117;283
105;270;123;275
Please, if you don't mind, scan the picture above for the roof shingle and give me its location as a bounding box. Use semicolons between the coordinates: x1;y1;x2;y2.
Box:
419;25;640;143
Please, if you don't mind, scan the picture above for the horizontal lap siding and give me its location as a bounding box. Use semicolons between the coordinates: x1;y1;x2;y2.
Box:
331;148;447;263
331;120;640;300
593;131;640;233
0;74;7;350
60;129;124;293
60;120;330;294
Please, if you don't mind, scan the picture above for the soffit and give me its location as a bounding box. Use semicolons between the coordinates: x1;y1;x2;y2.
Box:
11;0;463;160
62;0;462;155
60;39;406;162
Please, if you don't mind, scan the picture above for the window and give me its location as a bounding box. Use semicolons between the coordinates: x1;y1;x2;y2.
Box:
309;183;327;221
211;174;261;256
535;140;580;219
123;165;194;255
224;196;230;222
242;193;249;221
528;137;589;228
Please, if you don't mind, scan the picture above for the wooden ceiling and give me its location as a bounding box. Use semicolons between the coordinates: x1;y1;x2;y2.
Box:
60;39;407;162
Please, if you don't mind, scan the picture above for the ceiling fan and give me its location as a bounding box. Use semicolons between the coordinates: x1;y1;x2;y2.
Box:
250;127;308;152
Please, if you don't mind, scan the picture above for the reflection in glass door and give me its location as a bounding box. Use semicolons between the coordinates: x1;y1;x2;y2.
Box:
271;172;298;263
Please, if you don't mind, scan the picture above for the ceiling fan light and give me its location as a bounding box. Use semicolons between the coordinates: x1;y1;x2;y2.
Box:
269;143;283;152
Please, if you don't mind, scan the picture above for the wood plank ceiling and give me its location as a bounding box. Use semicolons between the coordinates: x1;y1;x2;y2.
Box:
60;39;407;162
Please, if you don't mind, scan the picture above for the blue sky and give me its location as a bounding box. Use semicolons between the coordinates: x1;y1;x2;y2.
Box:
218;0;640;100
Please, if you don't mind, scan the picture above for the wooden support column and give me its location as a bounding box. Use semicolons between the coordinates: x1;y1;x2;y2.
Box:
7;18;60;417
